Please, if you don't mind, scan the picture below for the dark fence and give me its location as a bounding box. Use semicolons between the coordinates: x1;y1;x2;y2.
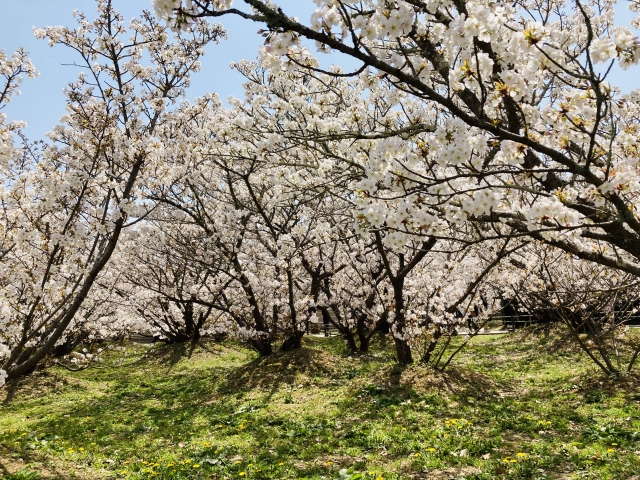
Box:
490;311;640;330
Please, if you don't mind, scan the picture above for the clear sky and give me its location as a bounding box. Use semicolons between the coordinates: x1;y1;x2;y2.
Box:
0;0;334;141
0;0;638;141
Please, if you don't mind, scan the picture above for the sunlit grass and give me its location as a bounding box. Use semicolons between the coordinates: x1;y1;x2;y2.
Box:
1;331;639;479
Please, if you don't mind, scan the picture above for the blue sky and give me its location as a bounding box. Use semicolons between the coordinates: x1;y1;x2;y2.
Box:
0;0;638;141
0;0;329;141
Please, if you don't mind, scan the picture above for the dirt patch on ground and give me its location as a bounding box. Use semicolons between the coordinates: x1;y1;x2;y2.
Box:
0;451;112;479
373;363;505;401
580;371;640;395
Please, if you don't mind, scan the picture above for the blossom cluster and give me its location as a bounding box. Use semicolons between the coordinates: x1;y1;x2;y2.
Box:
1;1;224;380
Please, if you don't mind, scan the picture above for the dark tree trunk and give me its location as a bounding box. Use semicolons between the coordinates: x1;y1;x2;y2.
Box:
421;327;442;364
280;331;304;352
372;234;436;366
356;315;371;353
279;269;304;352
394;337;413;365
344;329;359;354
392;277;413;364
326;306;358;354
356;283;385;353
251;337;273;356
373;312;391;334
232;256;273;355
183;300;195;338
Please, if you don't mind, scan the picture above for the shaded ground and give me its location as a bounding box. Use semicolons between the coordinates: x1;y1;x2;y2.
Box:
1;332;639;480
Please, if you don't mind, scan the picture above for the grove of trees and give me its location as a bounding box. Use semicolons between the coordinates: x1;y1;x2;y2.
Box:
2;0;640;386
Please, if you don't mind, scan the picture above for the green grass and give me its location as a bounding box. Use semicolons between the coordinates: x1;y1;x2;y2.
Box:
1;330;639;479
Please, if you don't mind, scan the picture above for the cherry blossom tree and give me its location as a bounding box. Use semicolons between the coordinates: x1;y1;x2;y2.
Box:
8;0;640;383
150;103;334;354
0;48;38;386
153;0;640;279
110;225;224;343
496;243;640;375
0;0;224;383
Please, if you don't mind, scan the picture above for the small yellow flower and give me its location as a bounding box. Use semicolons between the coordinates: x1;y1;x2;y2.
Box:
326;461;333;466
278;462;284;466
368;472;375;475
193;464;200;468
248;463;254;467
79;447;85;451
185;459;192;463
167;462;174;467
516;452;527;458
239;472;246;477
426;448;436;452
607;448;615;453
376;477;384;480
413;453;420;457
503;457;511;463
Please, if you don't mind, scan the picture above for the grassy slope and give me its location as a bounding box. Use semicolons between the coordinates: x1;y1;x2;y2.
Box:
0;331;639;480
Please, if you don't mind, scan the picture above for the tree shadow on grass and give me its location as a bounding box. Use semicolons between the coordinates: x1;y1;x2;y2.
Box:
377;363;504;401
130;340;191;372
1;342;204;408
126;337;230;373
1;370;65;407
1;379;21;406
434;367;505;399
12;371;230;462
217;347;342;397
